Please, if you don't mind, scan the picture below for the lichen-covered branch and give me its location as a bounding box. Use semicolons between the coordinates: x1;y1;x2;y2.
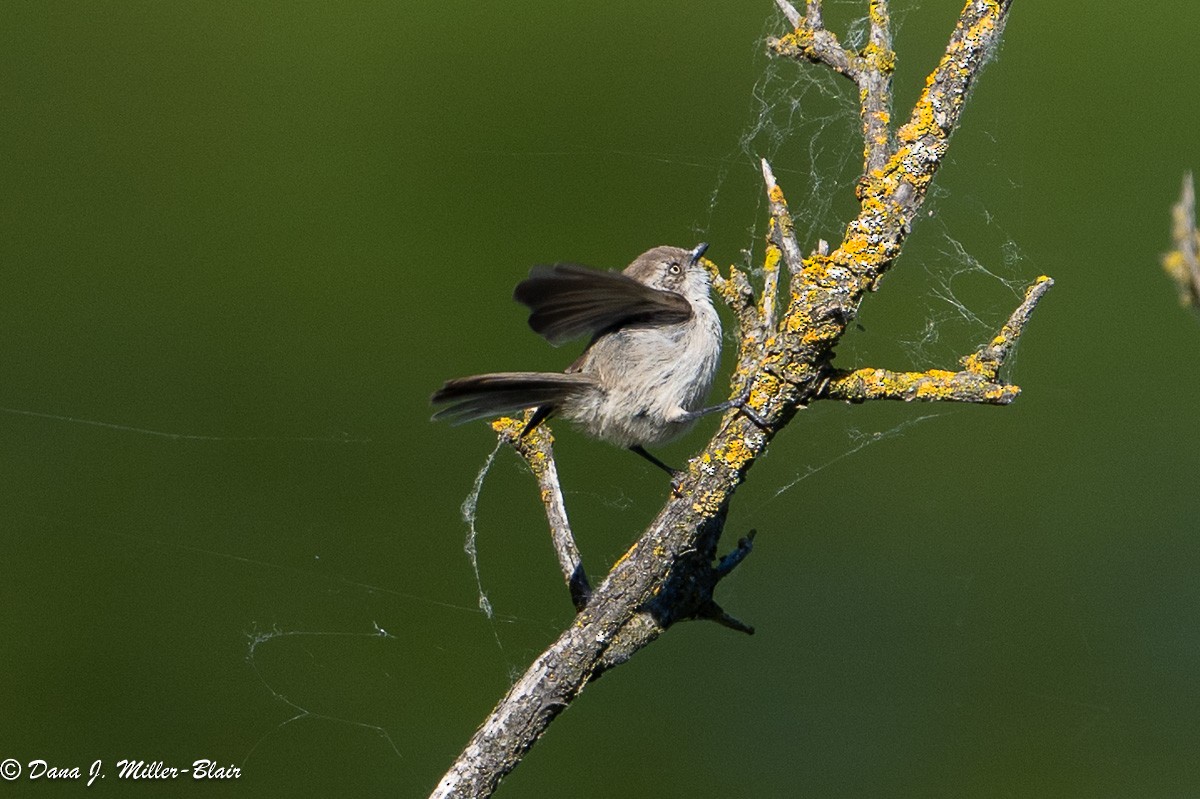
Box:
960;275;1054;380
823;275;1052;404
770;0;857;80
823;367;1016;404
433;3;1036;797
861;1;896;174
709;261;757;326
432;485;755;799
1163;171;1200;308
492;416;590;611
762;158;805;279
770;0;896;175
707;258;761;390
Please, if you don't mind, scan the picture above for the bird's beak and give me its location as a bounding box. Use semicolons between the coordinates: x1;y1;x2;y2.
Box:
689;242;709;265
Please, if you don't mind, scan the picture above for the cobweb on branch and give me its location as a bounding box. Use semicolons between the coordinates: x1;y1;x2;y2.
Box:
693;3;931;273
690;0;1036;500
694;9;862;279
895;189;1034;369
461;439;504;622
696;2;1032;375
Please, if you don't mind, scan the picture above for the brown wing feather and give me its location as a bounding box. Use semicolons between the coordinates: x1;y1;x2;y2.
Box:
513;263;691;346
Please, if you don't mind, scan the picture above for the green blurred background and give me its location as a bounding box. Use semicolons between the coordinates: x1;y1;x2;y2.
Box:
2;1;1197;796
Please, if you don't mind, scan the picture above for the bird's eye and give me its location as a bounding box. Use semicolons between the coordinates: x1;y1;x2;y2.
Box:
668;262;682;275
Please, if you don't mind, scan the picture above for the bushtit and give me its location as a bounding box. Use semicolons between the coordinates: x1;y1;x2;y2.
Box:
432;243;748;477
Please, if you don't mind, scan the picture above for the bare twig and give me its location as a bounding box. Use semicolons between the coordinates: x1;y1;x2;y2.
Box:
1163;172;1200;307
774;0;802;29
492;416;590;610
762;158;805;279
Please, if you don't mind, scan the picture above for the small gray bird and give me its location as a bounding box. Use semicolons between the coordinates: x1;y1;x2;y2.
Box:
432;243;744;477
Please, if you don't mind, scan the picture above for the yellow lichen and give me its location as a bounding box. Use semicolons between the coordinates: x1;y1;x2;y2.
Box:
691;489;725;516
763;244;782;271
961;352;986;375
491;416;521;435
914;380;950;400
982;385;1015;402
784;308;812;335
611;543;637;570
801;325;837;345
748;384;772;412
719;437;754;470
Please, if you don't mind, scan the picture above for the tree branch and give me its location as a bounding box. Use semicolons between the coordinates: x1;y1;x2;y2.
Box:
433;3;1036;796
769;1;857;82
762;158;805;279
823;274;1052;405
960;275;1054;380
823;367;1018;404
492;415;590;611
1163;171;1200;308
861;0;896;175
770;1;896;176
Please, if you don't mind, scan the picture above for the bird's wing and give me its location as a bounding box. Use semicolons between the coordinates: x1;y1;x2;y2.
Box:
513;263;692;346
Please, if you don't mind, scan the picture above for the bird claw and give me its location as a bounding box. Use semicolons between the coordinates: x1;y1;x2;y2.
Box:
732;385;768;429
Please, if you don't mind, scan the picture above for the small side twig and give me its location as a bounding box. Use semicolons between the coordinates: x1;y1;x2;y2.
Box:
822;367;1018;405
961;275;1055;381
704;254;765;402
774;0;802;28
769;0;857;81
714;530;757;578
492;416;591;611
823;276;1051;404
861;1;896;175
1163;171;1200;307
707;260;759;337
770;1;896;177
762;158;805;280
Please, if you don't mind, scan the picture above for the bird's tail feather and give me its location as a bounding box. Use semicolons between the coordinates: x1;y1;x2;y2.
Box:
430;372;594;425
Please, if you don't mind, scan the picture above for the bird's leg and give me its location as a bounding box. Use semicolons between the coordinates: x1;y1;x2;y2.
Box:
520;404;554;437
671;385;767;428
630;446;694;494
629;445;681;480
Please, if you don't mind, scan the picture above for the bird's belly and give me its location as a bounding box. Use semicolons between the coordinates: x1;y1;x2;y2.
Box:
566;324;720;448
